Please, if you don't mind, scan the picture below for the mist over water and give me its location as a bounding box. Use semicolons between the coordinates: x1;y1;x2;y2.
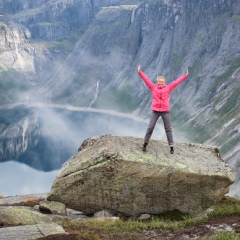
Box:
1;107;238;199
0;107;165;196
31;107;164;170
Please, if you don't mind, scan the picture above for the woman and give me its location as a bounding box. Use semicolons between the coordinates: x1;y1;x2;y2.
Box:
138;65;189;153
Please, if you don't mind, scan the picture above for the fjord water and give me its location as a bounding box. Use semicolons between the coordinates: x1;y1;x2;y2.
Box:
0;107;163;196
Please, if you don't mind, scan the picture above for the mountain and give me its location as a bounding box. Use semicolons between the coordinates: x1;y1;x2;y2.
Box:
0;0;239;196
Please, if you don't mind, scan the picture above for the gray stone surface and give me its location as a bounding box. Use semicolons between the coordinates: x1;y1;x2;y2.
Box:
0;223;67;240
94;210;114;218
0;193;47;205
39;200;67;215
47;135;234;217
0;206;70;226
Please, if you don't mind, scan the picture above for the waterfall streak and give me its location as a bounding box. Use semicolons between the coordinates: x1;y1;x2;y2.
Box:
88;80;100;110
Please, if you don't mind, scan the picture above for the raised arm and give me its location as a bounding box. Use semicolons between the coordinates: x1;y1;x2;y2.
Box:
169;69;189;92
138;65;141;73
138;65;154;89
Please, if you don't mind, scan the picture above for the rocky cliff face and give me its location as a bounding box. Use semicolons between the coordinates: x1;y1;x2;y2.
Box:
0;0;239;195
37;0;240;178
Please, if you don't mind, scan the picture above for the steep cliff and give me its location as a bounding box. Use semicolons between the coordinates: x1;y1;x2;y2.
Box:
0;0;239;195
37;0;240;166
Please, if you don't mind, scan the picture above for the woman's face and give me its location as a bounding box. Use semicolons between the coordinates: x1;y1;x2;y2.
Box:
157;77;165;87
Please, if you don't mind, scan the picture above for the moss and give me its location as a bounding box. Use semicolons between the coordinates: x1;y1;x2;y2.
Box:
123;150;159;164
176;163;187;169
188;168;197;174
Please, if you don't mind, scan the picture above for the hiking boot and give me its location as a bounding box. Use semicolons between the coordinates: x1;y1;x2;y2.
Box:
142;142;148;151
170;146;174;154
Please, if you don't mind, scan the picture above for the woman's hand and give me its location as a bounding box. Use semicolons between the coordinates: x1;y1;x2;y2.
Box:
138;65;141;73
186;68;189;76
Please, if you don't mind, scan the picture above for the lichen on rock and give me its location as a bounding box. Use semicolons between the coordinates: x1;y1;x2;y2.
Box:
48;135;234;217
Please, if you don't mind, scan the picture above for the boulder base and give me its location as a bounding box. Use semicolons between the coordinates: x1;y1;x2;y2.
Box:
48;135;234;217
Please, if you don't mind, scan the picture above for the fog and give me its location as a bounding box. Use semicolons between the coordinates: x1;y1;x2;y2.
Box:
35;107;167;169
0;106;166;196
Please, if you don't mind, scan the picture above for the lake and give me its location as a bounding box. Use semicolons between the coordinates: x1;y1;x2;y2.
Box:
0;106;164;196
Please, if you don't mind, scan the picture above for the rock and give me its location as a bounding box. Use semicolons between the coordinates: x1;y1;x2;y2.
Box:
94;210;114;218
0;193;47;206
0;223;67;240
39;200;67;215
66;208;90;220
0;206;70;226
138;214;151;221
92;217;119;222
47;135;234;217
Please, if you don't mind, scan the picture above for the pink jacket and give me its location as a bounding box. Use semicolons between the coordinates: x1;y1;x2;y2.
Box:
139;70;188;112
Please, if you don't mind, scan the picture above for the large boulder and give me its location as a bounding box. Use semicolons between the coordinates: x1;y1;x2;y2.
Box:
47;135;234;217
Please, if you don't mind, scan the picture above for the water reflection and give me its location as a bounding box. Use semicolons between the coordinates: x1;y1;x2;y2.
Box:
0;161;58;196
0;107;164;196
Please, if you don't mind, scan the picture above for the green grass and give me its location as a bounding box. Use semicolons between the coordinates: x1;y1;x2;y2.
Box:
210;232;240;240
55;197;240;240
207;197;240;219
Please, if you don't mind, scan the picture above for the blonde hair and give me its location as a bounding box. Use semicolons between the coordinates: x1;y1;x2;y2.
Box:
157;76;165;81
